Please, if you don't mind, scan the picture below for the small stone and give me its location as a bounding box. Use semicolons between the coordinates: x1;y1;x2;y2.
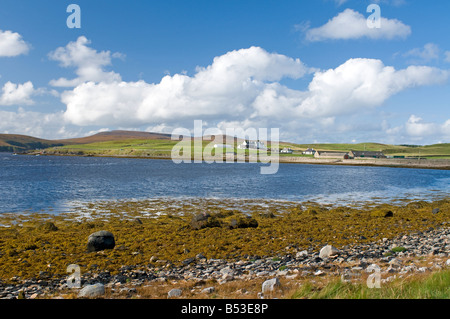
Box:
388;258;402;267
314;270;325;276
432;208;440;214
261;278;281;294
201;287;215;294
196;253;206;260
78;283;105;298
295;250;308;258
182;257;195;265
168;288;182;298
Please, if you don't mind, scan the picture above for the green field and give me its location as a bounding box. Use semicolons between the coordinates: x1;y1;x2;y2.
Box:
42;139;450;159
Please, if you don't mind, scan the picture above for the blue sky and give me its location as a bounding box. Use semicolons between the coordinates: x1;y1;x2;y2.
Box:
0;0;449;144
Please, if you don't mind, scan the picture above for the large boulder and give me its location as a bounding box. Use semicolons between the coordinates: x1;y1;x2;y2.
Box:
87;230;115;252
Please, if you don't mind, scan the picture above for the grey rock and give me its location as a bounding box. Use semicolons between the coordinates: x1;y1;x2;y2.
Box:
261;278;281;294
201;287;215;294
78;283;105;298
168;288;182;298
87;230;115;252
319;245;340;259
432;208;440;214
296;250;308;258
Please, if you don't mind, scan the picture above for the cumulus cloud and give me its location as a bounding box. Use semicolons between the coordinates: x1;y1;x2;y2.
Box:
0;108;66;137
0;29;30;57
405;115;441;137
253;58;449;119
48;36;122;87
43;38;448;144
305;9;411;41
59;45;449;133
0;81;35;106
61;46;310;126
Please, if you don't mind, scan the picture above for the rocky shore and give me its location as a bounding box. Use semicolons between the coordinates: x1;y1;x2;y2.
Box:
2;225;449;299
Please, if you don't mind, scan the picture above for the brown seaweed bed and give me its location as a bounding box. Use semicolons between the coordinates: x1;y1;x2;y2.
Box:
0;197;449;283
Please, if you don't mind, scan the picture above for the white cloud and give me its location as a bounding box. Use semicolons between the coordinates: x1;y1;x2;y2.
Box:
404;43;440;63
0;108;65;137
48;36;122;87
253;59;449;119
305;9;411;42
400;115;450;141
405;115;439;137
47;40;449;144
0;30;30;57
61;46;310;126
0;81;35;106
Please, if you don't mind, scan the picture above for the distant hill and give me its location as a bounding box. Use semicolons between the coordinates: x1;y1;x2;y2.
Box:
0;134;66;153
0;130;173;153
59;130;173;144
1;130;449;158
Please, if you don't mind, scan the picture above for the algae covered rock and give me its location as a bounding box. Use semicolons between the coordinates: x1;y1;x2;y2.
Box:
87;230;115;252
190;211;258;230
370;210;394;218
190;212;221;230
38;222;58;232
229;216;258;229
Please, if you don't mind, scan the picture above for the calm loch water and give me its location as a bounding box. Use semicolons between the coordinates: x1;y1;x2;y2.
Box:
0;153;449;214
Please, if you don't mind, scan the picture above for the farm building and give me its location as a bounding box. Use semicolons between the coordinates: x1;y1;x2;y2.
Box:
280;148;293;154
302;148;316;155
348;150;386;158
314;151;350;159
237;140;267;150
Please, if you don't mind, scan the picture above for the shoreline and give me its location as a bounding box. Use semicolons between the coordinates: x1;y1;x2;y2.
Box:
0;197;449;299
19;151;450;170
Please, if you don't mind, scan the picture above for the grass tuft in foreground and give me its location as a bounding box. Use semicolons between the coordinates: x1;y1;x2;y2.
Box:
290;269;450;299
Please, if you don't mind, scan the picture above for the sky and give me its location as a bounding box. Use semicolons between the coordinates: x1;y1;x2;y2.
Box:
0;0;449;144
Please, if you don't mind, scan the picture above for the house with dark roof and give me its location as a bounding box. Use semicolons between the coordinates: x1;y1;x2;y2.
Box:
314;151;350;159
348;150;386;159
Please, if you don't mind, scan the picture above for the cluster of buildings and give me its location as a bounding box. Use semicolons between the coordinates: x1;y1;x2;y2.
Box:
213;141;387;159
314;150;386;159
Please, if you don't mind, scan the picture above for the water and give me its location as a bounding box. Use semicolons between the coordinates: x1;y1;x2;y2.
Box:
0;153;449;214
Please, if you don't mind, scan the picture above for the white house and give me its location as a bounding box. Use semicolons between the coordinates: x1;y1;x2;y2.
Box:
237;140;267;150
302;148;316;155
280;148;293;154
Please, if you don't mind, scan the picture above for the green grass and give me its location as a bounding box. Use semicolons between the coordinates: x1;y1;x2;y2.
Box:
290;270;450;299
43;139;450;159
